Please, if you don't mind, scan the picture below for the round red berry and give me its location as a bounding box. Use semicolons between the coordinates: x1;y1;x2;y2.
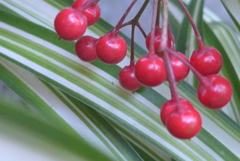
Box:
54;7;87;41
197;75;232;109
190;47;222;76
72;0;101;26
75;35;97;62
135;54;166;87
95;32;127;64
166;103;202;139
145;27;175;55
160;98;193;126
118;65;142;91
170;52;190;82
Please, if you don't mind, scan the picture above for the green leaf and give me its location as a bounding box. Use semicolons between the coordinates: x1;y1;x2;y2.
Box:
0;101;112;161
203;22;240;123
0;58;144;161
220;0;240;31
1;1;240;160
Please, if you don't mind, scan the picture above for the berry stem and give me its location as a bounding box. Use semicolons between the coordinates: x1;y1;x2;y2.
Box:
130;24;136;66
167;22;174;49
136;23;147;38
120;0;150;38
161;0;180;102
78;0;100;11
177;0;205;50
113;0;138;35
121;21;147;38
163;48;205;83
156;0;161;27
131;0;150;26
149;0;159;55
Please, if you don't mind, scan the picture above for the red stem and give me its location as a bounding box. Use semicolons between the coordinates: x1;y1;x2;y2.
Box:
163;48;205;83
136;23;147;38
167;22;175;50
161;0;181;105
177;0;205;50
78;0;100;11
148;0;158;55
156;0;161;27
113;0;137;35
130;24;136;66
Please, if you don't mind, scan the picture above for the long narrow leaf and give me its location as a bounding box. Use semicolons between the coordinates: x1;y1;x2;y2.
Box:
220;0;240;31
1;1;240;160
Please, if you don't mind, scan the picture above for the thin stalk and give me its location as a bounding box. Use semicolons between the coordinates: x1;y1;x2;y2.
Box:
120;21;147;38
130;24;136;66
120;0;150;38
163;48;205;83
78;0;100;11
136;23;147;38
149;0;159;54
131;0;150;26
156;0;161;27
177;0;205;50
167;22;175;49
161;0;180;103
113;0;138;34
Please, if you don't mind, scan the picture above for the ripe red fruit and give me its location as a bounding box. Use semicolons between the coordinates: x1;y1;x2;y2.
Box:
145;27;175;55
135;54;166;87
95;32;127;64
72;0;101;26
166;102;202;139
160;98;193;126
170;52;190;82
118;65;142;91
75;35;97;62
54;7;87;41
197;75;232;109
190;46;223;76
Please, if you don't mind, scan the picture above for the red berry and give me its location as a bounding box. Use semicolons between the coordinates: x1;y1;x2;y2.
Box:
75;35;97;62
72;0;101;26
135;54;166;87
170;52;190;82
197;75;232;109
160;98;193;126
54;7;87;41
95;32;127;64
166;102;202;139
190;47;222;76
118;65;142;91
145;27;175;55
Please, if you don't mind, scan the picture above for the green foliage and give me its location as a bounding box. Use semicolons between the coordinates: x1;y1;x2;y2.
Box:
0;0;239;160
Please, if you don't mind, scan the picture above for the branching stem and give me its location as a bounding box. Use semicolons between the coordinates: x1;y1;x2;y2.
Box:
177;0;205;50
161;0;180;105
112;0;138;36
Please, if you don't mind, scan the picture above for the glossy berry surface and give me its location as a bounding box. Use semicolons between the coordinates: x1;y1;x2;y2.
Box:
160;98;193;126
190;46;223;76
96;32;127;64
118;65;142;91
72;0;101;26
166;103;202;139
135;54;166;87
197;75;232;109
145;27;175;55
54;7;87;41
170;52;190;82
75;35;97;62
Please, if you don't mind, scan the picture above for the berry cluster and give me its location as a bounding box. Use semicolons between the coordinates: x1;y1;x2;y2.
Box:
54;0;232;140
